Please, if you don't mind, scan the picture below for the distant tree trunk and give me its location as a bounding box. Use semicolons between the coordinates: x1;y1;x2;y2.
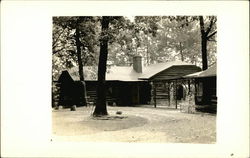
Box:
179;42;184;61
75;24;87;106
146;42;149;65
93;16;110;116
199;16;208;70
75;25;84;81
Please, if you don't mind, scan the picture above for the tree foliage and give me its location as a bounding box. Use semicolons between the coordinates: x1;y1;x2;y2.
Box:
52;16;99;80
106;16;216;68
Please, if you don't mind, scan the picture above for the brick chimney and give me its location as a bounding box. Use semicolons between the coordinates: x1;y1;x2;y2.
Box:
133;55;142;73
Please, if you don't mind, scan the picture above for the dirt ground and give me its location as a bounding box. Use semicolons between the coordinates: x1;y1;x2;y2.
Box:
52;105;216;144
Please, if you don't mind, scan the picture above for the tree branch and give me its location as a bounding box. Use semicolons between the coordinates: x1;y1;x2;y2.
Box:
53;47;65;54
207;38;217;42
207;31;217;39
205;17;216;36
52;27;67;47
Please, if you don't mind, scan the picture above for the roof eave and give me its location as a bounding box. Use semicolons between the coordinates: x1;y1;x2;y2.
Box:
195;75;217;78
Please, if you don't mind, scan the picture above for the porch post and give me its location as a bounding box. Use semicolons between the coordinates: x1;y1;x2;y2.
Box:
175;80;178;109
168;81;171;106
153;82;156;108
188;79;191;94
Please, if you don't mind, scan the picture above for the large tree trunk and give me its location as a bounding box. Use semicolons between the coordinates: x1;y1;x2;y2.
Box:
199;16;208;70
201;35;208;70
75;24;87;106
93;16;110;116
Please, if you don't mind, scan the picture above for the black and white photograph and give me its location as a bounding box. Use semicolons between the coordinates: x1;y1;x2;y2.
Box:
1;1;249;158
52;16;217;143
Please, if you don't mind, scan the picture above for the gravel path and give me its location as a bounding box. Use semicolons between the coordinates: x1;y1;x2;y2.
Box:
52;106;216;143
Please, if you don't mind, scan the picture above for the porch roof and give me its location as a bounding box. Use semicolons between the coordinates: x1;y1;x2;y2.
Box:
184;63;216;78
138;61;200;80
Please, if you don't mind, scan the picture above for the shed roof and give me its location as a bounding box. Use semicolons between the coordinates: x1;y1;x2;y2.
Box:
184;63;216;78
139;61;196;80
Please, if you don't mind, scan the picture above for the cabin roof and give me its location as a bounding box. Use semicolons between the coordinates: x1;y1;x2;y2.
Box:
58;61;200;82
68;66;97;81
106;66;142;81
67;66;142;81
184;63;216;78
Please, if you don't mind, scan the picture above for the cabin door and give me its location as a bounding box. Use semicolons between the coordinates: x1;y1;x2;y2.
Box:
176;85;184;100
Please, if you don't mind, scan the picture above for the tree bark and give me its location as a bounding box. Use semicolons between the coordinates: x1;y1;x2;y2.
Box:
199;16;208;70
93;16;110;116
75;23;87;106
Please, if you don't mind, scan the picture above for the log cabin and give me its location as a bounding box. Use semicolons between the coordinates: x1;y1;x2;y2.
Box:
53;56;202;108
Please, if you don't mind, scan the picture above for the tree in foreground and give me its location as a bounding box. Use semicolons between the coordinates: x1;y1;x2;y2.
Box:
93;16;110;116
93;16;126;116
